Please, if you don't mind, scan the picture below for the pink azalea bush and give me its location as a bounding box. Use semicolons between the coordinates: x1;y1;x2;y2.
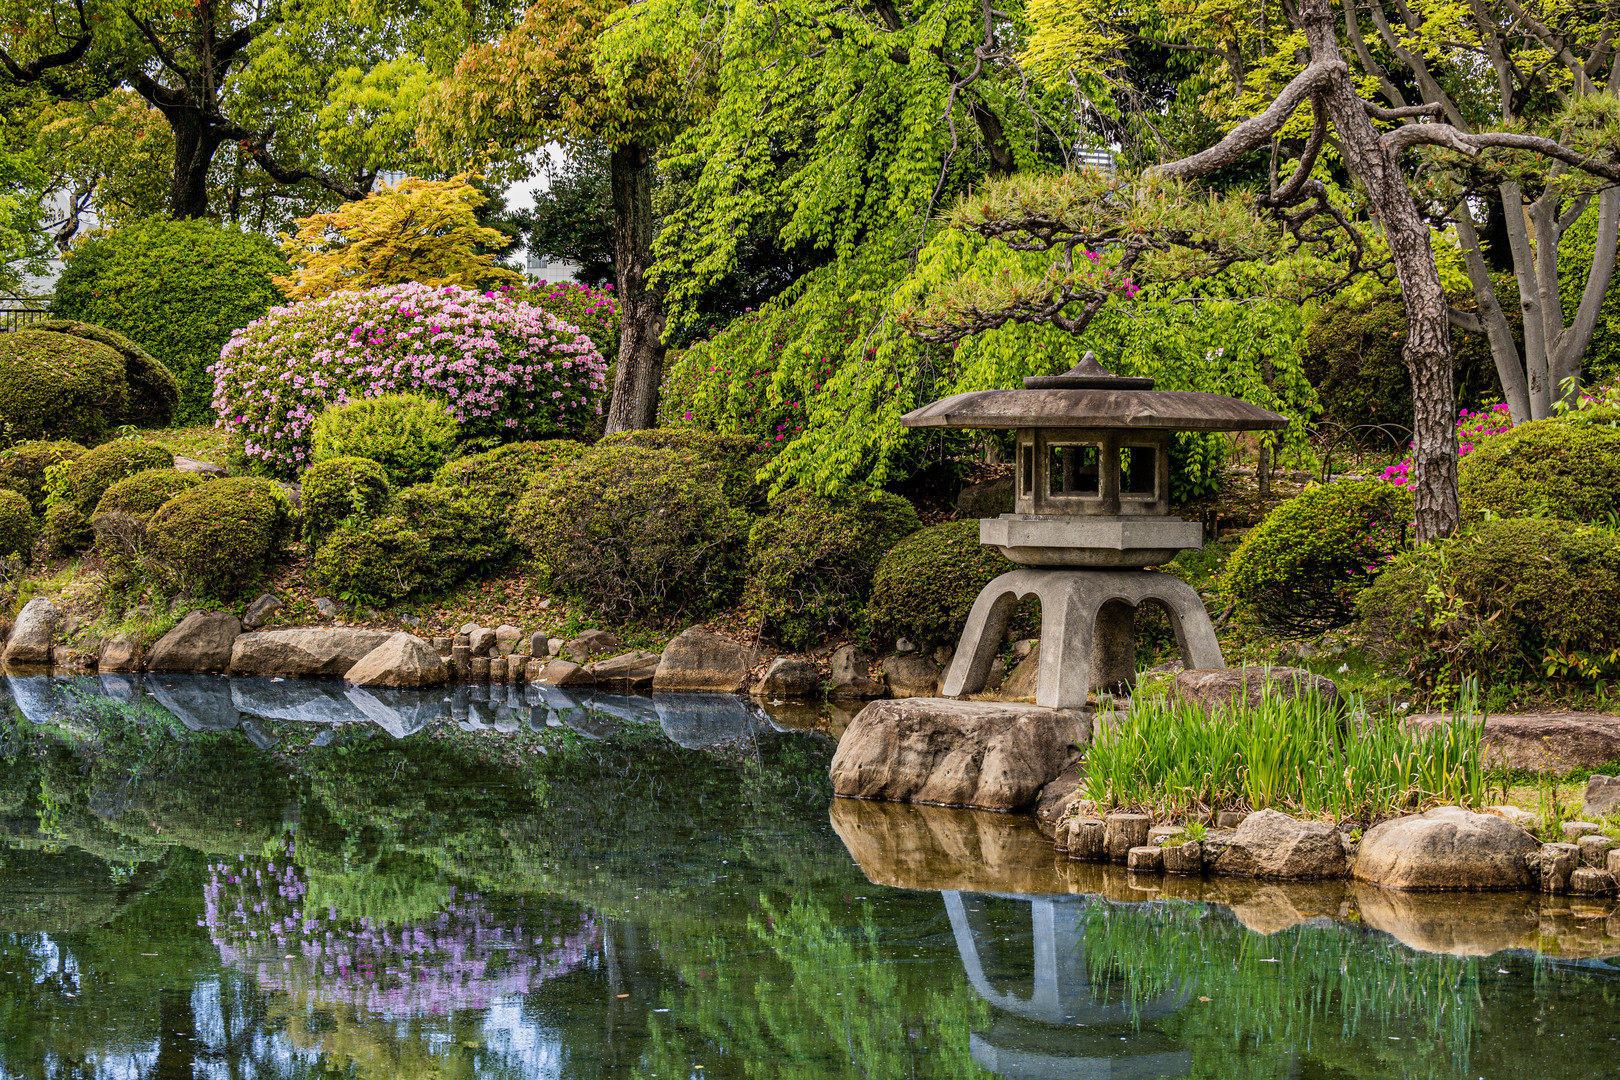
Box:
500;279;620;360
212;282;608;474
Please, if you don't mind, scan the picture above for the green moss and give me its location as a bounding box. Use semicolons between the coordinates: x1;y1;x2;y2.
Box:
0;331;127;445
0;489;38;562
0;441;85;514
1458;413;1620;522
867;519;1018;647
432;439;587;531
145;477;291;599
743;487;920;648
599;428;767;509
1223;480;1413;634
512;444;748;619
311;394;459;487
91;468;206;523
300;456;391;545
30;319;179;429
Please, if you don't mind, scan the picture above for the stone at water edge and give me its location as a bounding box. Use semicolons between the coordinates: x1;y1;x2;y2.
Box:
242;593;282;630
587;651;661;690
1033;763;1083;831
1570;867;1616;896
755;657;821;699
1578;835;1617;867
1353;806;1538;891
228;628;395;678
146;611;242;672
1174;667;1339;711
1536;843;1580;893
1126;846;1163;872
829;645;884;699
829;697;1091;812
653;627;758;693
532;658;593;687
2;597;56;665
467;627;496;657
1213;809;1349;880
97;634;143;672
494;625;524;653
565;629;620;664
1067;818;1106;861
345;633;447;688
1104;813;1151;862
1163;841;1203;875
883;654;940;698
1584;774;1620;819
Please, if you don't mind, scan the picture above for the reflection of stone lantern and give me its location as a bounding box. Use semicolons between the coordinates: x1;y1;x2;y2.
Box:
901;353;1287;708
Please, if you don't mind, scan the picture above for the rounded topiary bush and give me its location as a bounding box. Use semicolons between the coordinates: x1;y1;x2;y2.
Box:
0;489;38;562
599;428;767;509
1358;518;1620;687
31;319;180;428
432;439;587;543
0;331;127;444
743;487;920;648
145;477;291;598
49;440;175;516
867;519;1017;647
1457;413;1620;521
52;218;287;422
90;468;205;575
310;484;504;602
213;282;607;474
512;444;747;619
0;441;85;513
310;394;458;487
1224;480;1413;634
299;456;392;544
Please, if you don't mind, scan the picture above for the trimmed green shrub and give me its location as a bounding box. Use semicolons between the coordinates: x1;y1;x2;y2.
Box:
30;319;179;428
51;218;287;422
48;440;175;517
512;444;748;619
432;439;587;529
1457;412;1620;522
92;468;206;523
310;484;504;603
599;428;767;509
310;394;458;487
0;489;37;562
1224;480;1413;634
0;331;127;445
300;457;392;545
0;441;85;513
41;501;91;556
145;477;291;598
744;487;920;648
867;519;1015;647
1358;518;1620;688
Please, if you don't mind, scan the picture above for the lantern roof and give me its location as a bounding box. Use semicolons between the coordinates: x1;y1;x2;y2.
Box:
899;353;1288;433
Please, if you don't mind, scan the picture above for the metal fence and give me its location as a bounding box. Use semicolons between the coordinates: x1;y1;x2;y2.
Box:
0;294;51;333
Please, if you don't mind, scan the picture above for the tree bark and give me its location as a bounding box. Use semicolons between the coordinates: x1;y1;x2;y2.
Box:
604;141;666;433
168;111;222;219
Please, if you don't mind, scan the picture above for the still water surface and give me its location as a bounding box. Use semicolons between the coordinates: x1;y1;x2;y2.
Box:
1;672;1617;1079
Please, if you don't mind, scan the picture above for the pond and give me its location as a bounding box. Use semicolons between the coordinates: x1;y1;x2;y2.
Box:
1;673;1618;1079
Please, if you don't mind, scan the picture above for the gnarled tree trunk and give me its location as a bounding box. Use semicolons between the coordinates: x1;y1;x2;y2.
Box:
604;141;665;433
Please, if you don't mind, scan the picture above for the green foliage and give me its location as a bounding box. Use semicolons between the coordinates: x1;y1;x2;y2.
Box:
50;219;288;423
310;483;505;603
1457;412;1620;521
310;393;459;487
0;330;127;446
0;488;37;562
1358;518;1620;689
40;501;90;557
743;487;920;648
511;444;748;620
598;427;767;509
1084;691;1484;821
299;457;392;546
867;519;1015;647
144;478;292;599
91;468;206;523
30;319;180;429
47;440;174;517
1224;480;1413;634
0;441;85;514
431;439;586;530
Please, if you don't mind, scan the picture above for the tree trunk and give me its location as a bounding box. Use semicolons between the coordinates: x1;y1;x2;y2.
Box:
167;111;220;219
1298;0;1459;540
604;141;665;433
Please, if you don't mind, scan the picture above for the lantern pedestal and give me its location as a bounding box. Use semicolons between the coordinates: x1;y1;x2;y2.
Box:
942;568;1225;710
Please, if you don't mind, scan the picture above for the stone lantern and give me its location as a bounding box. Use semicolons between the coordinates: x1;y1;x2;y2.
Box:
900;353;1287;709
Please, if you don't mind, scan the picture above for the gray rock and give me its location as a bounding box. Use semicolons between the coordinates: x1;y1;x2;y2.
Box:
345;633;447;688
882;654;940;698
830;645;884;699
956;476;1014;518
173;455;227;477
146;674;241;731
531;658;592;687
1105;813;1151;862
1406;711;1620;772
1536;842;1581;893
1563;821;1602;841
313;597;342;619
529;631;551;656
146;611;241;673
653;693;772;749
1571;867;1616;896
1174;667;1339;711
988;651;1039;702
242;593;282;630
228;628;394;678
565;629;620;663
495;625;524;653
459;622;482;636
586;650;661;690
1579;834;1617;868
1353;806;1538;891
829;697;1091;811
3;598;56;665
1213;809;1349;880
894;637;917;654
1584;774;1620;818
1127;846;1163;872
652;627;758;693
755;657;821;699
467;627;496;657
1217;810;1249;829
97;634;143;672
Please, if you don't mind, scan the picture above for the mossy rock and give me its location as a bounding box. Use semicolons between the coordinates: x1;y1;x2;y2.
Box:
300;456;391;545
0;441;85;514
145;477;291;599
1458;413;1620;522
31;319;179;429
867;518;1019;648
0;489;38;562
0;331;128;444
743;487;921;649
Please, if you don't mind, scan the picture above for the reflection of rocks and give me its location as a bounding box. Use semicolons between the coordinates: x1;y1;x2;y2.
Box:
344;685;445;738
6;674;59;723
147;674;241;731
231;679;372;724
831;798;1066;894
1212;879;1347;935
96;672;141;702
1353;883;1546;956
653;692;771;748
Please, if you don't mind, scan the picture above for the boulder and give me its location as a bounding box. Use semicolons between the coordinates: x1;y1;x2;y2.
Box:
242;593;282;630
829;697;1091;811
1405;711;1620;771
344;633;447;688
495;624;525;653
146;611;241;673
228;628;394;678
565;628;620;663
1174;666;1339;711
990;652;1039;702
829;645;884;699
653;627;758;693
313;597;342;619
755;657;821;699
956;476;1014;519
1033;764;1083;831
97;634;143;672
531;658;593;687
2;597;56;665
882;654;940;698
1212;809;1349;880
1536;842;1581;893
1353;806;1538;891
467;627;496;657
587;650;660;690
1584;774;1620;819
173;455;227;477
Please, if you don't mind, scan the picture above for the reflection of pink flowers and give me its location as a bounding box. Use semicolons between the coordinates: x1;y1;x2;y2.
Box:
202;847;597;1019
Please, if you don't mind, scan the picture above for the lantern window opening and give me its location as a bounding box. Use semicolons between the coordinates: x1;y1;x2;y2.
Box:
1047;442;1102;498
1119;444;1158;498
